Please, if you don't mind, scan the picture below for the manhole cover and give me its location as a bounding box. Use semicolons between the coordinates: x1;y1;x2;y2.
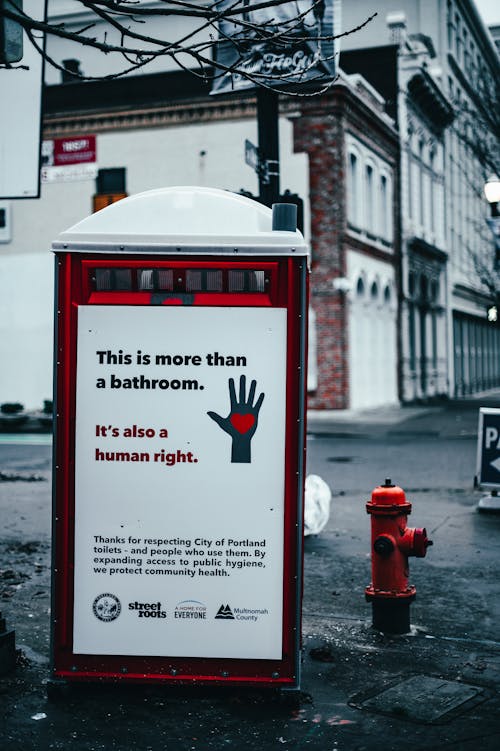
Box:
350;675;486;724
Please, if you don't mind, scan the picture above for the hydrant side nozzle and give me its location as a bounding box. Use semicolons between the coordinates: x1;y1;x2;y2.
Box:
373;534;395;556
412;527;432;558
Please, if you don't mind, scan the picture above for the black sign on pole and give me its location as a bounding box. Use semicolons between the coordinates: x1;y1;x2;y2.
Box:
212;2;337;209
476;408;500;488
210;1;336;96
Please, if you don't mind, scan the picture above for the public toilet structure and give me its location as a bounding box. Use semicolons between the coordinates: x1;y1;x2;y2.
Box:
50;186;309;689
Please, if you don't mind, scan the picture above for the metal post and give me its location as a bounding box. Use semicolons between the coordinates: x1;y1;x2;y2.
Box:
257;89;280;206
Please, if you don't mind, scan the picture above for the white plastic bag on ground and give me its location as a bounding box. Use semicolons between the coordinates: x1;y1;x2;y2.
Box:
304;474;332;536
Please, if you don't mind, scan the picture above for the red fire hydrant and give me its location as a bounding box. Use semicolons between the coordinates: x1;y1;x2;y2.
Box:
365;479;433;634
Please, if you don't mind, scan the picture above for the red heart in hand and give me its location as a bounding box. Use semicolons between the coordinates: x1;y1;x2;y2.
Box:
230;413;256;434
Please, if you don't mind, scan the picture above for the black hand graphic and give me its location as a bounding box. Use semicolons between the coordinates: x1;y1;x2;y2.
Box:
207;375;265;463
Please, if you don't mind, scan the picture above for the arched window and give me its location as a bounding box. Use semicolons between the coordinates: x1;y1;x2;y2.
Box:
420;274;429;304
379;172;393;240
409;304;416;371
418;140;425;228
380;174;388;237
447;1;454;50
347;137;393;244
429;150;436;235
365;162;375;232
356;276;365;297
408;271;416;299
347;150;361;227
370;281;379;301
455;13;461;60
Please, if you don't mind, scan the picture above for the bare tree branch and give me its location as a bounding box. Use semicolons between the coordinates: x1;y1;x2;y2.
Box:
0;0;376;94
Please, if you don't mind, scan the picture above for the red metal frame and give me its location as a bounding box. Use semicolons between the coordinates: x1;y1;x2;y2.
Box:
52;253;307;687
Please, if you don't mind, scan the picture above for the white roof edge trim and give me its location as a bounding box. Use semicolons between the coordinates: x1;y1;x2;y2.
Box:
53;186;307;251
51;242;309;256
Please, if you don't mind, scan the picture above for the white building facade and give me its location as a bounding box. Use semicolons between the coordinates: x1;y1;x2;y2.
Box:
342;0;500;399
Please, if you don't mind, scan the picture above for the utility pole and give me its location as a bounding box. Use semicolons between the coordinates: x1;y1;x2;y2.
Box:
257;89;280;206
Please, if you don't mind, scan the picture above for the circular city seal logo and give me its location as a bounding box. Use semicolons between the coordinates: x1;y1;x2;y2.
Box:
92;593;121;622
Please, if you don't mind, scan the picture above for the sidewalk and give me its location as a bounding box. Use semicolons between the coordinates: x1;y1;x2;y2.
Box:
308;389;500;436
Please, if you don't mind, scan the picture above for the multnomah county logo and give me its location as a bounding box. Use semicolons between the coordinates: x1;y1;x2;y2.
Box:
215;604;234;619
92;593;121;622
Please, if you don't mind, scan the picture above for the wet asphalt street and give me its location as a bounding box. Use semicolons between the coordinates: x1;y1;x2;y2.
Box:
1;396;500;750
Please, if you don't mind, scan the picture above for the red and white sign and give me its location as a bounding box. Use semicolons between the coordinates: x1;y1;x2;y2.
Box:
72;305;287;659
42;136;97;183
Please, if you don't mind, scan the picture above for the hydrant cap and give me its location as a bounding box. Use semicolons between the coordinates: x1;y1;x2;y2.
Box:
371;483;407;506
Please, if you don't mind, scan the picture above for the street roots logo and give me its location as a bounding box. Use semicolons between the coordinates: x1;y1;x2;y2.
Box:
92;593;121;622
128;600;167;618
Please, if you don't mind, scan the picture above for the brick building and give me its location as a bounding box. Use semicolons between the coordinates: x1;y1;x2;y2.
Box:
295;77;400;409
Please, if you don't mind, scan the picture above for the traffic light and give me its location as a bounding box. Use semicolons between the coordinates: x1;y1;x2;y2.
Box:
0;0;23;64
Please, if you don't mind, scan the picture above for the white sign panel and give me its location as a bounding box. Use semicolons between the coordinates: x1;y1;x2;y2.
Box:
73;305;287;659
41;163;98;183
0;0;46;198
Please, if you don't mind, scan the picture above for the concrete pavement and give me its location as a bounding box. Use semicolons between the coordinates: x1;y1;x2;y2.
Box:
1;396;500;749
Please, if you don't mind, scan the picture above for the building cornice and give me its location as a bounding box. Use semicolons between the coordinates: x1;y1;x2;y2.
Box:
408;236;448;263
299;82;399;151
454;283;494;306
407;70;455;133
43;95;262;137
344;231;397;265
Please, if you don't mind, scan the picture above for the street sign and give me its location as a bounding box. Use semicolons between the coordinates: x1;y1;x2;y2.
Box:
476;408;500;488
244;139;259;174
0;0;46;199
244;138;279;187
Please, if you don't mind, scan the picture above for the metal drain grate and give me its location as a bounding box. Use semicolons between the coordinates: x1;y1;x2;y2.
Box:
350;675;487;724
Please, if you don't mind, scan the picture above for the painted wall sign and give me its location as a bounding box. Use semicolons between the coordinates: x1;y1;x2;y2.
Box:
73;305;287;659
476;407;500;488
